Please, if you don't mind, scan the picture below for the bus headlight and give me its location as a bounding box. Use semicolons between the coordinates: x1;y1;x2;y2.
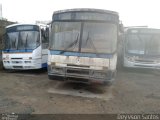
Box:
92;71;107;78
127;56;135;62
52;67;65;74
48;65;52;72
92;70;115;79
154;60;160;63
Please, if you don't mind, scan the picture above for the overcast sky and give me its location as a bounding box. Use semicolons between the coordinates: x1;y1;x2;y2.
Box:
0;0;160;28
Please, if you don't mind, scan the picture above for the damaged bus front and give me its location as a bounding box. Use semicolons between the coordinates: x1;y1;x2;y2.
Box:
48;9;119;85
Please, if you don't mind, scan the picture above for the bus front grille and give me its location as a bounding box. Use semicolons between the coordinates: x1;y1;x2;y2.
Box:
67;77;89;83
66;68;90;76
11;58;23;59
12;61;23;64
13;66;23;69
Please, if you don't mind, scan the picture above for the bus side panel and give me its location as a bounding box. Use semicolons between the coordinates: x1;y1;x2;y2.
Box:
110;54;117;71
41;49;48;68
32;46;43;69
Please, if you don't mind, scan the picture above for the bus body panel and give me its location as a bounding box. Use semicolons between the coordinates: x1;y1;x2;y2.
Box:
41;49;48;68
48;53;117;70
2;46;46;70
3;55;42;70
48;51;117;84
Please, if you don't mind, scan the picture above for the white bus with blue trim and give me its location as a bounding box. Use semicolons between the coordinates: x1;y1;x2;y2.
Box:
2;24;49;70
123;27;160;69
48;9;119;85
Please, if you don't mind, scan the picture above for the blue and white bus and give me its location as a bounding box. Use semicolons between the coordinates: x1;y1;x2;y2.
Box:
48;9;119;85
123;27;160;69
2;24;49;70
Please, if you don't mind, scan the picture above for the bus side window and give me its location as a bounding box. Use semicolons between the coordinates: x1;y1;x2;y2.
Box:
41;28;49;49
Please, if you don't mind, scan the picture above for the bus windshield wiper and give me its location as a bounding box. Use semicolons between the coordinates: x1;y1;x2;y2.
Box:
25;34;28;50
17;32;21;50
13;38;17;50
59;33;79;54
86;32;98;56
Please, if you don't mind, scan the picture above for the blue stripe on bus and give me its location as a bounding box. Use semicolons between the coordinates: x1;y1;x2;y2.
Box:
42;63;47;68
49;50;114;58
2;49;34;53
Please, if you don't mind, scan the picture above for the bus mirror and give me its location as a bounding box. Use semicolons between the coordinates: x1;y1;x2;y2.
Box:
41;28;49;39
44;28;48;39
41;28;45;37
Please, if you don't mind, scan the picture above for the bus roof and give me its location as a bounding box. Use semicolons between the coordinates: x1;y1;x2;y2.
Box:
126;27;160;31
53;8;118;16
6;23;38;29
125;27;160;34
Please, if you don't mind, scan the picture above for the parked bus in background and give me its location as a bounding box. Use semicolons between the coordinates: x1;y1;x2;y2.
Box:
48;8;119;85
2;24;49;70
123;27;160;69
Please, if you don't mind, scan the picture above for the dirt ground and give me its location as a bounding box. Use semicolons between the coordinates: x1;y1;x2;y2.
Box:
0;68;160;114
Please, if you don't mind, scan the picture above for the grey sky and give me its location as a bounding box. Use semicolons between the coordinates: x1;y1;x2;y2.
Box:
0;0;159;28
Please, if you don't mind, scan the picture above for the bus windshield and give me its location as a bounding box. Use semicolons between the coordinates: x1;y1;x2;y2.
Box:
126;34;160;56
50;22;117;54
5;31;40;50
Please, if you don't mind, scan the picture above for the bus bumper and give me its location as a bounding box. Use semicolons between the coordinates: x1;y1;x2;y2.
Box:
2;59;44;70
123;58;160;69
48;66;116;85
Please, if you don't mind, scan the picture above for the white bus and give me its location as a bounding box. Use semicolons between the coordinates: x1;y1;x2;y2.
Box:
2;24;49;70
123;27;160;69
48;9;119;85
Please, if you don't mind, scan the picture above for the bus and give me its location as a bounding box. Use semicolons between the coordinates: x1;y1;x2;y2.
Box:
2;23;49;70
48;9;119;85
123;27;160;69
